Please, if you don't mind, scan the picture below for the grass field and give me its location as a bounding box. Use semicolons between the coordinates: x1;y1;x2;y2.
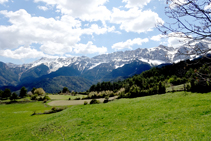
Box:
166;83;188;92
1;91;211;140
48;94;85;100
48;96;118;106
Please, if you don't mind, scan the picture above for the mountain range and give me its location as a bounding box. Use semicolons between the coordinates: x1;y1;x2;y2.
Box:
0;41;210;93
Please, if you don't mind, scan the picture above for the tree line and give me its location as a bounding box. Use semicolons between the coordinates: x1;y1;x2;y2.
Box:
88;57;211;98
0;87;27;101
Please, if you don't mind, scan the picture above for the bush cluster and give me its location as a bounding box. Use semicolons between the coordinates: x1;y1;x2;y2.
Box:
30;94;50;101
84;101;88;105
83;91;114;99
89;99;100;104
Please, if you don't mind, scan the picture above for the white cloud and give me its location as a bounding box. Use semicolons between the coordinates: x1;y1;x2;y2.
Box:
112;38;149;50
34;0;111;22
40;42;72;55
38;6;49;11
0;9;112;57
122;0;151;8
111;8;164;33
151;34;165;41
169;0;187;9
74;41;107;54
205;3;211;10
0;0;8;4
1;47;48;59
82;24;112;35
167;32;190;47
0;9;81;49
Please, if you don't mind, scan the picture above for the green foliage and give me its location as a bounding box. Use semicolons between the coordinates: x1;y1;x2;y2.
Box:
84;101;88;105
89;99;100;104
0;90;3;98
10;92;18;101
2;88;11;99
31;87;36;94
85;91;114;99
43;95;51;100
28;76;92;93
185;64;211;93
74;97;81;100
62;87;69;93
103;95;109;103
20;87;27;98
38;97;43;101
158;81;166;94
31;94;38;100
87;56;211;98
34;88;45;96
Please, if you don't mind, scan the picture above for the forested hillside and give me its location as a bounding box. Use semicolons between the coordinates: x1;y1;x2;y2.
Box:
88;56;211;98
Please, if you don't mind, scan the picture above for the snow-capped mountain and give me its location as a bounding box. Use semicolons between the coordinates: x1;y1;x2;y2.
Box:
1;41;210;93
8;41;210;74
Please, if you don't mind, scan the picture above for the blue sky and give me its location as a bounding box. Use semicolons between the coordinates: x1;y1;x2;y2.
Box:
0;0;182;64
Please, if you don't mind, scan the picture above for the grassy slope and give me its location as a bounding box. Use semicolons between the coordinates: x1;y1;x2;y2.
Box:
1;92;211;140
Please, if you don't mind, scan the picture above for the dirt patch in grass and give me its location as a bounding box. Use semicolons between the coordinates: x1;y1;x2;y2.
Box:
47;96;117;106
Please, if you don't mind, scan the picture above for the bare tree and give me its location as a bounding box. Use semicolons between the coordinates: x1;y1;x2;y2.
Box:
157;0;211;86
158;0;211;57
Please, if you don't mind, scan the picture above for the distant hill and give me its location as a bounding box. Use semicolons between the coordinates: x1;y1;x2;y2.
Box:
25;76;92;93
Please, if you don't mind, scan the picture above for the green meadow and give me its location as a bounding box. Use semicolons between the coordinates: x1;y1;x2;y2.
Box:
48;94;85;100
1;91;211;140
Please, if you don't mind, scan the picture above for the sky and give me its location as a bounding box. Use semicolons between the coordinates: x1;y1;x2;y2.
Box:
0;0;182;64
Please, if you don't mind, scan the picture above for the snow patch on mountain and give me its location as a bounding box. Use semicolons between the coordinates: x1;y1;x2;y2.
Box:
88;63;102;70
7;40;211;74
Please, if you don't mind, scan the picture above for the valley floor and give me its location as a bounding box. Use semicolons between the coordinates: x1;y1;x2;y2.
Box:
48;96;118;106
0;91;211;140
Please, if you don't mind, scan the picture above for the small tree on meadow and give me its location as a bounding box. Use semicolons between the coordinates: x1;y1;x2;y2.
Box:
0;90;3;99
10;92;18;101
34;88;45;96
20;87;27;98
158;81;166;94
62;87;69;93
3;88;11;99
31;87;36;94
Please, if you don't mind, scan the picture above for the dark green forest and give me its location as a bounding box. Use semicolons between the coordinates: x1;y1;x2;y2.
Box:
88;56;211;98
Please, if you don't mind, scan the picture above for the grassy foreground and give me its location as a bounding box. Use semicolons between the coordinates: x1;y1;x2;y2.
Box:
1;91;211;140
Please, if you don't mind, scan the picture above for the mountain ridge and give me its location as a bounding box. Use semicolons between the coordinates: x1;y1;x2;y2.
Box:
1;41;210;93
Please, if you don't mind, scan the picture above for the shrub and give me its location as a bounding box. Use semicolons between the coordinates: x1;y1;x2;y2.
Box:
41;107;66;115
43;95;51;100
68;98;71;100
105;95;109;100
51;107;56;111
10;92;18;101
31;94;38;100
103;95;109;103
81;96;87;100
186;84;191;91
34;88;45;96
19;87;27;98
90;99;100;104
74;97;81;100
38;97;43;101
103;99;109;103
27;91;33;97
84;101;88;105
62;87;69;93
43;99;47;103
